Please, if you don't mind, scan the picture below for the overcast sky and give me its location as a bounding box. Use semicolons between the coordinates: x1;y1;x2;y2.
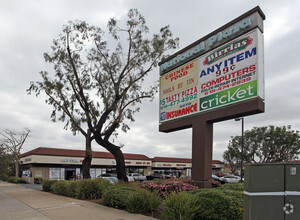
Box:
1;0;300;161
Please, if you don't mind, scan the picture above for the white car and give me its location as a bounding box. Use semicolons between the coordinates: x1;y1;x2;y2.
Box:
220;175;243;183
98;176;118;184
127;173;147;182
127;175;135;182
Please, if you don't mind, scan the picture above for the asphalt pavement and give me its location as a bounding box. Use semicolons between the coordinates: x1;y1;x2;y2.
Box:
0;181;157;220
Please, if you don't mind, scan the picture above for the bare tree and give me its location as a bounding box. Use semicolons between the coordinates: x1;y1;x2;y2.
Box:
0;128;30;177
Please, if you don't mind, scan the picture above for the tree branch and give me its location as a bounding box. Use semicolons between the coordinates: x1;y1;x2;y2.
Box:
44;89;87;137
66;31;95;134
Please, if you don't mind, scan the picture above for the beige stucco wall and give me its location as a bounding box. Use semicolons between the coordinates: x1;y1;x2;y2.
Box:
22;167;50;184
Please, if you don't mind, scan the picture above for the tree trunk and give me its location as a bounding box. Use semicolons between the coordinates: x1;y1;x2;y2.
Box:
111;147;128;182
15;160;20;177
82;129;92;179
94;135;128;182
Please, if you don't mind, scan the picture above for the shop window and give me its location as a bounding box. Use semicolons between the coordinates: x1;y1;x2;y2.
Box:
90;168;96;179
22;170;31;178
127;168;144;175
49;168;65;180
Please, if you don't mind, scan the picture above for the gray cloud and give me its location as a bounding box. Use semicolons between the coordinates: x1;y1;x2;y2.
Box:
1;0;300;162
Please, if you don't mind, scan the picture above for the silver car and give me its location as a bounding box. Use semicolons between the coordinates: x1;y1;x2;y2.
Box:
220;175;243;183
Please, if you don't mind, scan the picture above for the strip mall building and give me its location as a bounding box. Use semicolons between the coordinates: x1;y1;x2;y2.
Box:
19;147;225;183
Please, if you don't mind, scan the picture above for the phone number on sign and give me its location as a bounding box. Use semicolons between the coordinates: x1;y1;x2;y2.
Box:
160;93;197;110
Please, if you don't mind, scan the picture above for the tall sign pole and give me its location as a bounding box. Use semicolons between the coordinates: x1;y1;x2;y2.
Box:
159;6;266;188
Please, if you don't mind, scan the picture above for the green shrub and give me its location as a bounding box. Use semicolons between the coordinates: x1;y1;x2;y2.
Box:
219;183;244;191
125;188;161;214
42;180;58;192
7;176;26;184
51;181;70;196
94;178;111;196
7;176;17;183
161;192;200;220
51;181;79;198
14;177;27;184
76;179;110;199
192;189;243;220
49;179;111;199
102;186;136;209
34;177;43;184
66;181;79;198
0;174;9;181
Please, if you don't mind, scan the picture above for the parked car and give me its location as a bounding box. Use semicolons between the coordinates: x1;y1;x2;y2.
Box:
97;176;118;184
220;175;243;183
98;173;117;177
126;175;135;182
97;173;134;182
127;173;147;182
212;174;226;184
215;173;231;177
146;173;169;180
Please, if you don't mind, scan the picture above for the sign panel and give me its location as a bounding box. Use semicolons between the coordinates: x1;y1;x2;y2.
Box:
160;60;199;122
199;29;264;112
159;29;264;123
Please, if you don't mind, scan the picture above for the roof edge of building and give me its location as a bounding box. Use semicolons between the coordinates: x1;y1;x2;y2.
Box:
20;147;150;160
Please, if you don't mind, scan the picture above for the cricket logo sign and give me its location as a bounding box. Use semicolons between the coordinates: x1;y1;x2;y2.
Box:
200;80;257;111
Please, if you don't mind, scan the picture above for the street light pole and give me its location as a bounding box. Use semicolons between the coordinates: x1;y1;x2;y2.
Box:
235;117;244;182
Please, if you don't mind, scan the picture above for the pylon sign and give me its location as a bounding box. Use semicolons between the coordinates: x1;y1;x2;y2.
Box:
159;7;265;124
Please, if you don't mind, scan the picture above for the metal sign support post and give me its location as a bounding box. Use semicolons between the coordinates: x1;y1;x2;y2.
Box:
160;97;264;188
192;120;213;188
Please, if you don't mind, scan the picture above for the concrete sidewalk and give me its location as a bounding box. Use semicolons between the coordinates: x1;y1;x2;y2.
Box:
0;181;157;220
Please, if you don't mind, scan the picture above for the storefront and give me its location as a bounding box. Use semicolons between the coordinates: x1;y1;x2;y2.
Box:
20;147;152;183
19;147;224;183
152;157;192;177
152;157;224;177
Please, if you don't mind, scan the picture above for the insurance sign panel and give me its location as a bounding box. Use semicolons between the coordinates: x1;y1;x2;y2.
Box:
159;29;264;123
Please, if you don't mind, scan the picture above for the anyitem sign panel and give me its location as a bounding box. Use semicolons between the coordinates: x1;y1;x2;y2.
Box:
159;29;264;123
199;29;264;112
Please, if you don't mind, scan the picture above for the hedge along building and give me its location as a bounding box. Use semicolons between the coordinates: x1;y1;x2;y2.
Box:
19;147;224;183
